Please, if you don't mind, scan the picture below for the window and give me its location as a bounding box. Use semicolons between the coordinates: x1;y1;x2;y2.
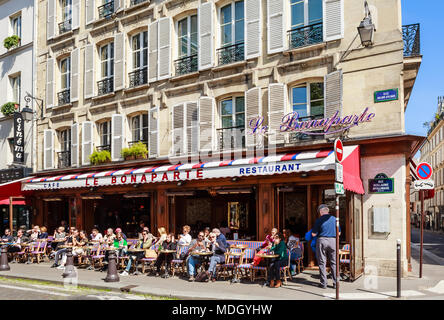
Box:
59;0;72;33
99;121;111;149
289;0;323;49
219;96;245;149
218;1;244;65
98;43;114;95
58;57;71;105
11;14;22;39
10;75;21;104
175;15;198;75
58;129;71;168
99;0;115;19
131;114;149;143
129;32;148;87
291;82;324;118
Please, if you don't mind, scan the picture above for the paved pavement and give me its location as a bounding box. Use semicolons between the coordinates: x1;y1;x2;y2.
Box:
411;227;444;259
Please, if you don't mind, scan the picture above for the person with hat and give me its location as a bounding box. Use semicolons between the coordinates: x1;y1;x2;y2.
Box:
312;204;340;289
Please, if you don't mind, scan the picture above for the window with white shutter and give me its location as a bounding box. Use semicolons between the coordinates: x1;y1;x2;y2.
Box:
82;121;94;165
58;128;71;168
172;103;185;156
245;0;261;59
199;97;215;152
47;0;56;40
43;129;55;170
59;0;73;34
111;114;124;161
176;15;198;76
288;0;323;49
218;1;245;65
71;123;79;167
59;57;70;105
70;48;80;102
98;42;114;95
198;1;214;70
148;21;158;82
72;0;80;30
84;44;95;99
245;87;261;148
114;33;125;91
86;0;95;25
186;102;199;155
268;83;287;145
129;31;148;87
158;17;172;80
219;96;246;151
149;107;159;158
46;58;55;109
324;69;342;119
267;0;285;54
323;0;344;42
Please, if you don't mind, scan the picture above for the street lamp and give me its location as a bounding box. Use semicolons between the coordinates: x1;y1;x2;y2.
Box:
357;1;375;47
21;95;34;121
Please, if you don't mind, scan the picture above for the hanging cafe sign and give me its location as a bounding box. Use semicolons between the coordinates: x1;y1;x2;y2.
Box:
248;107;376;136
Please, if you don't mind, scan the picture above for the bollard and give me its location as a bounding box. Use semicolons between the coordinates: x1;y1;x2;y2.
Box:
104;249;119;282
62;247;76;278
396;239;401;298
0;246;10;271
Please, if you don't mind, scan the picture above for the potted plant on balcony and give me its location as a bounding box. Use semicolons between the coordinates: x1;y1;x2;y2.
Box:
121;141;148;161
89;149;111;165
121;147;134;161
3;35;20;50
1;102;17;117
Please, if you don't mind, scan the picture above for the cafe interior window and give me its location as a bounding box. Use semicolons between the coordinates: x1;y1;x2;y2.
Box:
291;82;324;119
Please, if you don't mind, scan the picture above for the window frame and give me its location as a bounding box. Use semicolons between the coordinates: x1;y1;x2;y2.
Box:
219;0;245;48
59;128;71;152
60;57;71;91
131;31;148;71
11;14;22;38
10;74;21;104
290;0;323;29
100;42;114;80
290;82;324;119
131;113;149;142
99;120;112;147
220;96;245;129
177;14;198;59
61;0;72;22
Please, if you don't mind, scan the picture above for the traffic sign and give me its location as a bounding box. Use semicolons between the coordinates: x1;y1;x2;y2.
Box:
416;162;432;180
335;182;344;195
335;163;343;183
334;138;343;163
414;179;434;190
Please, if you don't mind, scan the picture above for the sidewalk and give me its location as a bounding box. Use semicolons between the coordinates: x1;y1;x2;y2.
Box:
0;250;443;300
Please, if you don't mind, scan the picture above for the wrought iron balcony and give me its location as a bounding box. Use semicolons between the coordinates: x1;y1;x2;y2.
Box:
98;1;114;19
97;77;113;96
131;0;149;6
403;23;420;57
128;140;148;148
217;42;244;66
217;126;245;150
128;68;148;88
174;54;198;76
287;115;330;143
58;19;72;34
57;89;70;106
96;144;111;152
57;151;71;168
287;22;323;50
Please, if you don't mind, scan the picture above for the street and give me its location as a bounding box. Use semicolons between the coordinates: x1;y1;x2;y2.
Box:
411;227;444;259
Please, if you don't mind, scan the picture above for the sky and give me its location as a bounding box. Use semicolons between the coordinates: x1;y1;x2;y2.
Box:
403;0;444;137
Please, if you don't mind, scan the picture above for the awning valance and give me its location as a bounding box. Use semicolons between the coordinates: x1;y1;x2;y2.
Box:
22;146;364;194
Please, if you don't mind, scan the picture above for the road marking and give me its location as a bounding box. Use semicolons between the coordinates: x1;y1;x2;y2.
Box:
426;280;444;294
323;290;425;300
0;284;70;297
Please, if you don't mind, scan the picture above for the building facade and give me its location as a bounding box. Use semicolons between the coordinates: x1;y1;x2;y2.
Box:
21;0;422;277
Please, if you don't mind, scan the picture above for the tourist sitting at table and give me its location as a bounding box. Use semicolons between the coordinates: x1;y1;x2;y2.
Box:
51;226;66;251
137;221;146;240
177;225;192;246
113;232;128;257
72;230;88;258
259;227;277;251
39;226;49;239
1;229;13;243
102;228;116;244
51;228;79;269
28;225;41;241
154;227;167;246
155;233;177;277
207;231;227;282
90;228;103;241
115;228;127;240
267;233;288;288
120;229;153;276
286;229;302;276
187;231;208;281
8;229;29;254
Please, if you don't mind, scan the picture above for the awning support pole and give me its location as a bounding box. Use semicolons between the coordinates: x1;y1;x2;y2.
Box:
9;197;13;232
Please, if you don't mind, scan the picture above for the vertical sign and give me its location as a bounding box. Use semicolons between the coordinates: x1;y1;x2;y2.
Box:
13;112;25;164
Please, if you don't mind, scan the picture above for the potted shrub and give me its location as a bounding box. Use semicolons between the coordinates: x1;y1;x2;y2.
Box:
3;35;20;50
121;147;134;161
1;102;17;117
89;150;111;165
131;141;149;160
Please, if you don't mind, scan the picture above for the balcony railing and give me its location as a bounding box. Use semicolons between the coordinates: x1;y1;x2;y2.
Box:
288;115;332;143
174;54;198;76
287;22;323;50
98;1;114;19
217;42;244;66
57;151;71;168
128;68;148;88
96;144;111;152
58;19;72;34
131;0;149;6
217;126;245;150
97;77;114;96
128;140;148;148
403;23;420;57
57;89;70;106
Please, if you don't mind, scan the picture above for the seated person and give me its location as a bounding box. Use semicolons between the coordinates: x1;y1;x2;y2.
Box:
155;233;177;277
90;228;103;242
28;226;41;241
39;226;49;239
285;229;302;276
177;225;192;246
267;233;288;288
51;226;66;251
72;230;88;258
8;229;29;254
187;231;208;281
259;228;278;250
154;227;167;246
51;228;78;268
115;228;127;240
113;232;128;257
1;229;14;243
102;228;116;245
120;229;153;276
207;231;227;282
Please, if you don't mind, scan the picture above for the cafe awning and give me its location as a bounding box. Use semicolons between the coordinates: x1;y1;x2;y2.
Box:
22;146;364;194
0;177;33;198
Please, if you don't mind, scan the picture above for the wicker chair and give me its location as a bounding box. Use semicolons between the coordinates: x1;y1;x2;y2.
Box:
279;249;293;285
171;245;189;277
141;244;159;274
235;248;256;282
29;241;47;263
339;244;351;280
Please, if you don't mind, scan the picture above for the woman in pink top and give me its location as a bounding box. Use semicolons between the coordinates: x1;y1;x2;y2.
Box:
259;227;278;250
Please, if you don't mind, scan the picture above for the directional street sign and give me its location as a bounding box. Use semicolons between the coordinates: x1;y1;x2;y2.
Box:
335;182;345;195
414;179;434;190
416;162;432;180
335;163;343;183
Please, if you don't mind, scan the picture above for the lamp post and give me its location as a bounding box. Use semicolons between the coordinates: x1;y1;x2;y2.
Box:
357;0;376;47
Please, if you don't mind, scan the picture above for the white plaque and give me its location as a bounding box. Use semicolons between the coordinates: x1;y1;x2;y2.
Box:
414;179;434;190
335;163;343;183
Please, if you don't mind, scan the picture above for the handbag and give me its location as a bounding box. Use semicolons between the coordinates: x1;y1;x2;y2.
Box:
144;249;157;259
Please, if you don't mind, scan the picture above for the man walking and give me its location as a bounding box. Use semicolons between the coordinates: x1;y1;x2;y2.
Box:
312;204;340;289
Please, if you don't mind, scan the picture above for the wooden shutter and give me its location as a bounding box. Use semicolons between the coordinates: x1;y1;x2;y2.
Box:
158;17;171;80
84;44;95;99
111;114;124;161
148;21;158;83
46;58;55;109
149;107;159;158
86;0;95;25
323;0;344;42
245;87;261;148
114;33;125;91
72;0;80;30
267;0;285;54
324;70;343;119
186;102;199;155
70;48;80;102
47;0;56;40
82;121;94;165
268;83;287;145
71;123;79;167
43;129;55;170
199;96;215;152
172;103;185;156
198;1;214;70
245;0;261;59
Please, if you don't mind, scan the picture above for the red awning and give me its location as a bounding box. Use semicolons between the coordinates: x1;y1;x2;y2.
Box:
0;177;33;199
0;199;26;205
342;145;365;195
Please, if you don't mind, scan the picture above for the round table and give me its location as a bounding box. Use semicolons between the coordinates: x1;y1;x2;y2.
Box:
191;251;213;273
127;248;145;275
255;254;279;286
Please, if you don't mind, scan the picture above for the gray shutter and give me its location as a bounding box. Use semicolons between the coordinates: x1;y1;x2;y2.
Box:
46;58;55;108
199;96;215;152
245;0;261;59
172;103;185;156
72;0;80;30
43;129;55;170
323;0;344;42
86;0;95;25
158;17;171;80
82;121;94;165
186;102;199;155
111;114;124;161
149;107;159;158
47;0;56;40
115;0;122;10
268;83;287;145
324;70;343;119
267;0;285;54
245;87;261;148
198;1;214;70
70;48;80;102
148;21;158;83
71;123;79;167
114;33;125;91
84;44;95;99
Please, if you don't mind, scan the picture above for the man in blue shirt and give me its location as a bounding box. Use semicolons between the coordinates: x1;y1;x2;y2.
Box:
312;204;340;289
